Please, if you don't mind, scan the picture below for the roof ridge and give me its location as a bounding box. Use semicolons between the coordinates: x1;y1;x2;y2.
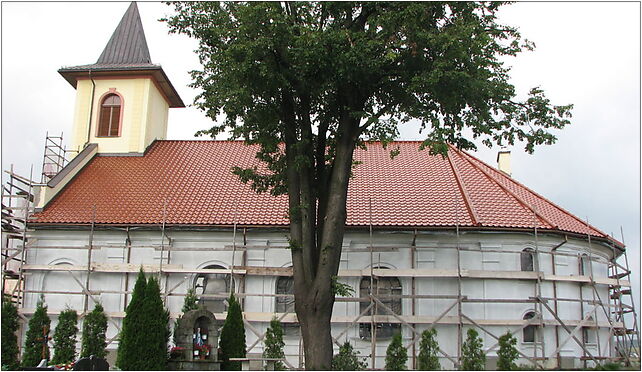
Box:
445;148;480;226
454;145;612;241
448;144;555;230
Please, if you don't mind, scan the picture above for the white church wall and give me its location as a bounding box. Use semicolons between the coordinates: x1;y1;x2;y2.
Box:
23;227;616;368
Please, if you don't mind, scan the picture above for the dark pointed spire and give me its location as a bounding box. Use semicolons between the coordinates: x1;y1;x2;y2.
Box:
97;2;152;64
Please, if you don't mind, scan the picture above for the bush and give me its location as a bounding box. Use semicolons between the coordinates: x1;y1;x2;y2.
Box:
22;297;51;367
331;342;367;371
143;277;170;369
80;303;108;358
116;269;147;369
220;294;246;370
384;333;408;370
117;271;170;370
418;328;441;370
461;328;485;370
173;288;200;345
1;298;20;370
51;309;78;364
263;317;285;370
496;331;518;370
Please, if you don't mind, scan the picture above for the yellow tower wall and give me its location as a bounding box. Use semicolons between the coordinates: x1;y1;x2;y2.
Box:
69;77;169;155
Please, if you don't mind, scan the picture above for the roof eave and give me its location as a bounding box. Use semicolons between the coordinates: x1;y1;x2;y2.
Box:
57;66;185;108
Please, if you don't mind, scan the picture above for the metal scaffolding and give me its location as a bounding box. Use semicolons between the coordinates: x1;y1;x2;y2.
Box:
2;167;639;370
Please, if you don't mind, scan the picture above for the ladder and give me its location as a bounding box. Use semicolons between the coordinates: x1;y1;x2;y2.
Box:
40;132;67;183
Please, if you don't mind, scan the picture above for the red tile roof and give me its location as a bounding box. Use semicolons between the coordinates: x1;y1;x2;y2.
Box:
32;140;615;243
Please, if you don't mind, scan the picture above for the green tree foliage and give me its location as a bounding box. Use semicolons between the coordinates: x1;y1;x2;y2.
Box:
331;342;367;371
219;294;246;370
418;328;441;370
173;288;200;344
80;303;108;359
497;331;519;370
22;297;51;367
51;309;78;364
164;3;572;368
1;298;20;370
461;328;485;371
116;269;147;369
142;276;171;370
262;318;285;370
384;333;408;370
181;287;200;313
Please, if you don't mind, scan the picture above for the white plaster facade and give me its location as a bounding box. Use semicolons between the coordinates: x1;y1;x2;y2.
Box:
22;226;621;369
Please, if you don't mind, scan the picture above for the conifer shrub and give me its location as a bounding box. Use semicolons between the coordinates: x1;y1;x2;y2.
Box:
384;333;408;370
116;269;147;369
331;342;367;371
22;297;51;367
417;328;441;370
219;294;246;370
461;328;485;370
173;287;199;345
263;317;285;370
142;276;170;370
497;331;519;371
80;303;108;359
1;297;20;370
117;270;170;370
51;308;78;364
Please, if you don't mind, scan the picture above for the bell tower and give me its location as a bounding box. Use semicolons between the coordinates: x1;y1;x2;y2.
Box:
58;2;184;155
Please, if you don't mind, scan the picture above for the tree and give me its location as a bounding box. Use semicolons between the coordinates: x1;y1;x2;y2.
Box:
1;297;20;370
142;276;171;370
263;317;285;370
173;288;200;344
116;269;147;369
22;297;51;367
331;342;367;371
461;328;485;370
418;328;441;370
51;309;78;365
497;331;519;371
80;303;108;359
219;294;246;370
165;3;572;368
384;333;408;370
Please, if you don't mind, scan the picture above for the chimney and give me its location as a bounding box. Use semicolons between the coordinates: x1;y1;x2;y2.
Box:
497;150;511;177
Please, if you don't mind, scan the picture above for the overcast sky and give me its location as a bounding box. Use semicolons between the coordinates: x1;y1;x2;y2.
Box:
1;2;640;323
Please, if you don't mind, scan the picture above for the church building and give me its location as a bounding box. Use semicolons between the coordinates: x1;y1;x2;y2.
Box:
4;3;638;370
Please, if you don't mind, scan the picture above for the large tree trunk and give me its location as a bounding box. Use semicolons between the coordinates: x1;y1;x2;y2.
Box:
288;116;359;369
294;276;335;369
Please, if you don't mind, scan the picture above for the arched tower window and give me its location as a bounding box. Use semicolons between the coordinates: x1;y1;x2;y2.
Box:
194;264;232;313
523;311;538;343
359;267;402;339
97;93;122;137
521;248;536;272
275;275;299;336
579;254;590;276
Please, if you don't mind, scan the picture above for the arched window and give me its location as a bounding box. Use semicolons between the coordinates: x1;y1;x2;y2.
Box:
97;93;122;137
523;311;538;343
275;275;299;336
359;268;402;339
194;264;232;313
579;254;590;276
521;248;536;272
582;316;597;344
